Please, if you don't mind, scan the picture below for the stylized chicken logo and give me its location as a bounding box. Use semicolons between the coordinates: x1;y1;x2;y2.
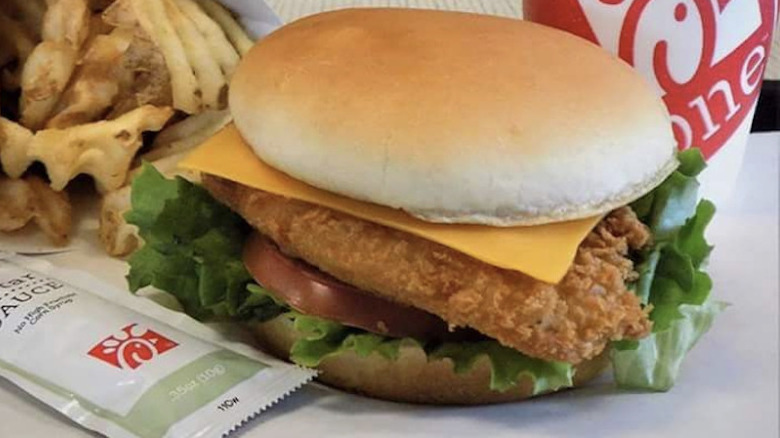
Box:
532;0;775;158
87;324;178;370
578;0;764;91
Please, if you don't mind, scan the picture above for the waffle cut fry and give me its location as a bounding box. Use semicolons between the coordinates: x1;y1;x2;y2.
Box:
99;185;136;256
46;27;135;129
103;0;252;114
0;10;37;91
0;175;72;246
18;0;91;130
19;41;79;130
2;0;255;251
1;106;174;193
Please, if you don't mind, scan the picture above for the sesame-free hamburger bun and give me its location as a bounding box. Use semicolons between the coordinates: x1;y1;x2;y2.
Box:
230;8;677;226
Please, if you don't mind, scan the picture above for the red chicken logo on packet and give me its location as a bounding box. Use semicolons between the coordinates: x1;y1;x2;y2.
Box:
88;324;179;370
526;0;777;159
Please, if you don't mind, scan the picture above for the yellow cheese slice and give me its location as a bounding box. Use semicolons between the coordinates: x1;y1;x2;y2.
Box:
180;125;602;284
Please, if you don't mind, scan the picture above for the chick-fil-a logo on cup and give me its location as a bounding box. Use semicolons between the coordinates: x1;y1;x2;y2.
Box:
524;0;777;160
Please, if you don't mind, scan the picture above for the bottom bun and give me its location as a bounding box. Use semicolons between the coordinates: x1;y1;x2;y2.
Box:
249;317;610;405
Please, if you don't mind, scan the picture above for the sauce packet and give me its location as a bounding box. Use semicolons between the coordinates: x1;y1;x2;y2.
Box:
0;251;315;438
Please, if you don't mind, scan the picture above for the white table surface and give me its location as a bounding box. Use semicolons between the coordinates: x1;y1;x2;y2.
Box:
0;132;777;437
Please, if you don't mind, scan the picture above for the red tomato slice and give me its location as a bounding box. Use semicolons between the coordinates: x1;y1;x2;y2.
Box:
243;232;477;341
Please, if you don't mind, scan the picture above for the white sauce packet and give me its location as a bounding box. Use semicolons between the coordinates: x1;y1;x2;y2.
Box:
0;252;315;438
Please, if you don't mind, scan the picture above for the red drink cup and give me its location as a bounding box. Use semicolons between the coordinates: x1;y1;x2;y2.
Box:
524;0;778;202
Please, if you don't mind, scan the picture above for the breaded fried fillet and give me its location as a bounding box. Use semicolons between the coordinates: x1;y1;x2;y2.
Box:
204;175;652;364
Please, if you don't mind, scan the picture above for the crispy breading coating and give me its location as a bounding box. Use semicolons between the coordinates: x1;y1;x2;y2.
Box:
204;176;652;364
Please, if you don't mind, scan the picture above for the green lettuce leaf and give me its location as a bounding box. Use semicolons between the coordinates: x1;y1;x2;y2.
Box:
287;312;407;365
613;149;724;391
632;149;706;241
125;165;572;395
245;284;572;394
429;342;573;393
612;300;726;390
125;164;254;320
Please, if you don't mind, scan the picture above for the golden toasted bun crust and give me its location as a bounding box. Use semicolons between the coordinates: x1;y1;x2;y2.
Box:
230;8;677;226
250;317;610;405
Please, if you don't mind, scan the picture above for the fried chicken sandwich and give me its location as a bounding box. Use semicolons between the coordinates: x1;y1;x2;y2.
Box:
125;8;722;404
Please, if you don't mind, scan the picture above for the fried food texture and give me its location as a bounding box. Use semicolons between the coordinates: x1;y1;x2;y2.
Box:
203;176;653;364
1;106;174;193
0;175;72;246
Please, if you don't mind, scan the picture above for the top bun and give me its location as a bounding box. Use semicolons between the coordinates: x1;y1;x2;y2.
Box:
230;8;677;226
